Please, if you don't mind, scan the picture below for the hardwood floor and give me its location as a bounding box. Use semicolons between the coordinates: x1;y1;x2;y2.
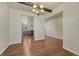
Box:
1;36;77;56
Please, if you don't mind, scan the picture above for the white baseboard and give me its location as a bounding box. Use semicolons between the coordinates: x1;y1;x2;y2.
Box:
0;43;10;55
46;35;63;40
9;41;22;45
0;41;22;55
63;47;79;55
53;36;63;40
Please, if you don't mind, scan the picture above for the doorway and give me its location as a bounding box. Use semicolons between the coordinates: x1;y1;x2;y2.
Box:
21;15;34;42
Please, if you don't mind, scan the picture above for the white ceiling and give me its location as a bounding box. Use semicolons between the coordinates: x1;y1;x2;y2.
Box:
8;2;62;13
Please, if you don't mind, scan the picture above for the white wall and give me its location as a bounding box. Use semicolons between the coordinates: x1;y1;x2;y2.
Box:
34;15;45;40
9;8;34;44
0;3;9;54
63;3;79;55
57;15;63;39
45;14;63;39
9;8;22;44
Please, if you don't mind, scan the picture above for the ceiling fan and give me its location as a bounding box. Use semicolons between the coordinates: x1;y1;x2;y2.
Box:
18;2;52;15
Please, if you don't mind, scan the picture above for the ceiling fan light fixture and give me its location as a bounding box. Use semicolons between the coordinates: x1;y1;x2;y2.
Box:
32;3;45;15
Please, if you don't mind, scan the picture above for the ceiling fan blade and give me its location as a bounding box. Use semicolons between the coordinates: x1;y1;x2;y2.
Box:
18;2;33;7
18;2;52;13
43;7;52;12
